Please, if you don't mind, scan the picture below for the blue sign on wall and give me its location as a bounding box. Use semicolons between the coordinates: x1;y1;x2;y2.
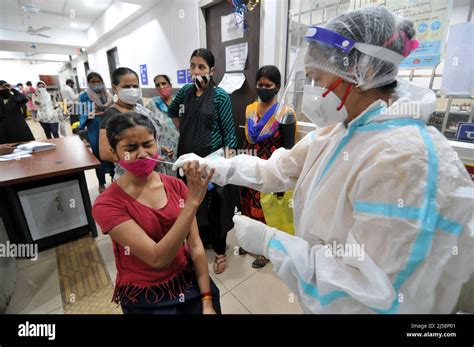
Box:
139;64;148;85
177;69;187;84
187;69;193;83
456;122;474;143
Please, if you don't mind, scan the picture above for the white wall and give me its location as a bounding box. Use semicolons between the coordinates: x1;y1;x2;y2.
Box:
259;0;289;83
73;54;89;89
75;0;200;89
87;2;141;44
0;60;65;86
252;0;472;88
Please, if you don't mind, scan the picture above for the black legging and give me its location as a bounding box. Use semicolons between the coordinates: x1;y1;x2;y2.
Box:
198;189;227;255
39;122;59;139
177;173;227;255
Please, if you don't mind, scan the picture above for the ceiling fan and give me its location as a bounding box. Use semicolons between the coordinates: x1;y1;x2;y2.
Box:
26;25;51;38
0;25;52;38
21;2;70;18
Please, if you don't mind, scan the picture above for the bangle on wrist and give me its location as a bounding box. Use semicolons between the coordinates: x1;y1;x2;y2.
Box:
201;291;212;301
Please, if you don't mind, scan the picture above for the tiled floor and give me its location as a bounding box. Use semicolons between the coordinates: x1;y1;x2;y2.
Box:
6;120;302;314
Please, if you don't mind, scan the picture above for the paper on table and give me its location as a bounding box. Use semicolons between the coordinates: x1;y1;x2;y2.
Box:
17;141;56;153
226;42;248;72
221;13;244;43
218;73;246;94
0;149;32;161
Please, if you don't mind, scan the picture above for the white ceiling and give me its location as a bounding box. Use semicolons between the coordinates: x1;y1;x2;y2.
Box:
0;0;157;59
0;0;113;34
0;40;82;55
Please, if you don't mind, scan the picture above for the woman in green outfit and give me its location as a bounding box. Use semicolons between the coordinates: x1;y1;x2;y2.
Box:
168;48;238;275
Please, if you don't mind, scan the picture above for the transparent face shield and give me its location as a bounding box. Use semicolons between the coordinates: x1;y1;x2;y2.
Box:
274;26;407;125
273;42;311;125
275;26;358;124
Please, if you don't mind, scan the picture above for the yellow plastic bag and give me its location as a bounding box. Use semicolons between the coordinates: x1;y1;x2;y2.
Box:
260;191;295;235
71;121;80;131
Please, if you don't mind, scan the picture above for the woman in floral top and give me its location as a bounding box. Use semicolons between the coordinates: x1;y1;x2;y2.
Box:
33;81;63;139
145;74;179;176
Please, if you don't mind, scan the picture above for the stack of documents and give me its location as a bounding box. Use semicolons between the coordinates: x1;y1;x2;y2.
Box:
17;141;56;153
0;141;56;161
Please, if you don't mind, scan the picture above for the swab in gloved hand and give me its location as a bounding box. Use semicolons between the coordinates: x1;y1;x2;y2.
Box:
145;156;175;166
173;148;225;177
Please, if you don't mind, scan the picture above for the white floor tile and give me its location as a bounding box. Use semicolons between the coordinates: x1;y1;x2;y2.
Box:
17;247;56;270
231;264;303;314
95;237;116;282
220;292;250;314
209;272;228;297
47;306;64;314
6;257;63;314
209;253;260;291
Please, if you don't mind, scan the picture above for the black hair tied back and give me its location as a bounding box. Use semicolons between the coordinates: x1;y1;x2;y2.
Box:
106;112;156;150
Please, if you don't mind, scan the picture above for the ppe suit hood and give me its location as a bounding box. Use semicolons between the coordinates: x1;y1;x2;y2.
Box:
349;79;436;127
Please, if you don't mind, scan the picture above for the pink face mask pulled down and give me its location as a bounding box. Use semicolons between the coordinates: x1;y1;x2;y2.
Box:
119;153;159;177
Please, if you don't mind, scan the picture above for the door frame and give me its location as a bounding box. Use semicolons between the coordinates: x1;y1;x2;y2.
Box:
197;0;289;86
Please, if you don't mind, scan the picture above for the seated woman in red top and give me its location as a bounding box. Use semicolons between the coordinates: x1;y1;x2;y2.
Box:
92;111;220;314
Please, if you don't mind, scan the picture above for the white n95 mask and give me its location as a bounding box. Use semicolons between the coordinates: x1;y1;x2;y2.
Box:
118;88;142;105
301;84;348;127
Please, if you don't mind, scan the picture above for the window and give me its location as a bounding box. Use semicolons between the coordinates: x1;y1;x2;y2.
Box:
285;0;473;139
286;0;351;126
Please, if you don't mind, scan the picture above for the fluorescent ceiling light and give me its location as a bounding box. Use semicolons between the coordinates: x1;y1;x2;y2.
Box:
70;22;80;28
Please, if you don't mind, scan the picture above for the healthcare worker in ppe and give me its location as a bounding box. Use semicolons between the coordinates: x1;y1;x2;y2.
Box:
173;6;474;314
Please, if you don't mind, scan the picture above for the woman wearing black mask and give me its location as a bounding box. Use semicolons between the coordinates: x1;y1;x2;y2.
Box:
168;49;238;274
238;65;296;268
0;80;35;144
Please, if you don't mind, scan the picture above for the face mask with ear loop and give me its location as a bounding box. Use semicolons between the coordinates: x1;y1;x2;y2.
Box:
116;105;175;177
301;78;354;127
118;88;142;105
192;74;211;89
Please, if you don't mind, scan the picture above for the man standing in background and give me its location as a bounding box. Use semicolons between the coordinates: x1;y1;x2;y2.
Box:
61;79;77;105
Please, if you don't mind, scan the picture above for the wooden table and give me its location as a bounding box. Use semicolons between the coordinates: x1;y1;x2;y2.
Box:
0;136;101;250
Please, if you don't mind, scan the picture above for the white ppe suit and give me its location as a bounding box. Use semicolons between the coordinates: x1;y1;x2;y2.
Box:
178;87;474;314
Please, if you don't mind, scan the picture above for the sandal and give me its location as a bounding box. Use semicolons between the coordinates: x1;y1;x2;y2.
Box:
252;255;268;269
213;254;226;274
238;247;247;255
